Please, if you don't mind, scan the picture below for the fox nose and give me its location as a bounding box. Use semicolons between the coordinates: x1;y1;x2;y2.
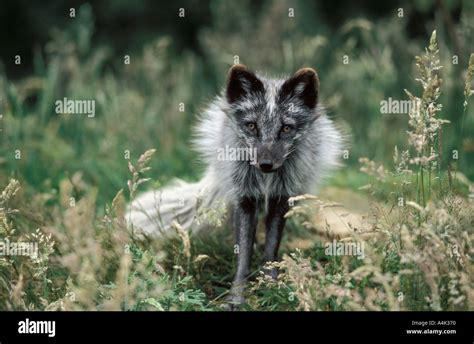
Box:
259;160;274;172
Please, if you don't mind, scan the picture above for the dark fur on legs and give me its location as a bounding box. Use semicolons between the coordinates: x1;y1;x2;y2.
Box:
227;196;289;310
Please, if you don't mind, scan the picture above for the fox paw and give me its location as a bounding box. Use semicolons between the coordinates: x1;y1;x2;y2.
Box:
224;293;246;311
264;267;279;280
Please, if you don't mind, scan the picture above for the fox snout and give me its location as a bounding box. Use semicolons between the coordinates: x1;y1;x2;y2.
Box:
255;143;284;173
258;159;275;172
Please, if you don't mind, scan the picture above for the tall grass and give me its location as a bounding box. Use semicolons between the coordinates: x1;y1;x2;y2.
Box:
0;4;473;311
251;31;473;311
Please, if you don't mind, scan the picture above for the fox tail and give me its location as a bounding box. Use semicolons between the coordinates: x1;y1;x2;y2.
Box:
126;173;228;238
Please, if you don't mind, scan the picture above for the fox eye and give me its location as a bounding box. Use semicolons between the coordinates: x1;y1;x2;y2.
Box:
281;125;292;133
247;122;257;132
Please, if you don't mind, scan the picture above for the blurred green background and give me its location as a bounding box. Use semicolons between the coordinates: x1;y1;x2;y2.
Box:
0;0;473;208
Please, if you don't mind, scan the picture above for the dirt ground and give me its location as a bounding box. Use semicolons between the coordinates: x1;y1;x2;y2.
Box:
286;186;379;249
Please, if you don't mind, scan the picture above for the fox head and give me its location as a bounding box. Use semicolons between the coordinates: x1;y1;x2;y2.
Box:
225;64;320;173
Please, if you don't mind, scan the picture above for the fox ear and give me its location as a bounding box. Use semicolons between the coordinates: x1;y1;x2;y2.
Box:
280;68;319;109
226;64;264;104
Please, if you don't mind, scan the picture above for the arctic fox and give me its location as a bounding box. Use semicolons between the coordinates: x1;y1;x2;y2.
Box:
128;65;343;308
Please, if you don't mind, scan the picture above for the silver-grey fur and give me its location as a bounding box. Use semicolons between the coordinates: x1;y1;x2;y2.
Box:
127;66;343;238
